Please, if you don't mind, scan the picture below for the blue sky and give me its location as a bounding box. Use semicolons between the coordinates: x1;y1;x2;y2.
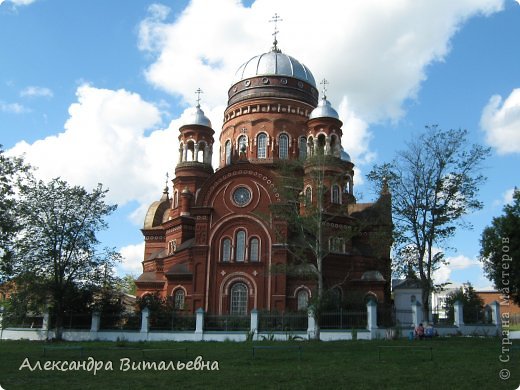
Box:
1;0;519;290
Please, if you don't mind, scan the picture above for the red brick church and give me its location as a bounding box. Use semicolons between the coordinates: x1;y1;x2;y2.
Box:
135;37;392;315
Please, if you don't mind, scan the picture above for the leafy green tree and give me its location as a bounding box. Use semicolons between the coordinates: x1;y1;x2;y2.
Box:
444;283;486;324
480;188;520;305
270;155;389;339
118;274;138;296
0;146;30;279
368;126;490;320
9;177;121;339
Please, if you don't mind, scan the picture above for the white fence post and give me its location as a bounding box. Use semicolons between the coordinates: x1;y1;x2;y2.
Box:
366;299;378;339
140;307;150;333
489;301;501;328
250;309;258;336
307;309;317;339
90;311;101;333
454;300;464;327
411;301;423;327
195;308;204;338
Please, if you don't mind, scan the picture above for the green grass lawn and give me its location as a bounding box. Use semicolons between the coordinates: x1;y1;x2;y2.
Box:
0;337;518;390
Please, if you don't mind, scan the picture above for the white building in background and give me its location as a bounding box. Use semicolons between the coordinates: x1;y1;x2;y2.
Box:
393;279;463;325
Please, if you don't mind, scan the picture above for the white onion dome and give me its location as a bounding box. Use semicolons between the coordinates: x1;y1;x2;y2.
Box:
234;51;316;87
183;105;211;128
309;96;340;120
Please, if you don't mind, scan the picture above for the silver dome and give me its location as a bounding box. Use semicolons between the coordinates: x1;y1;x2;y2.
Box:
183;105;211;128
340;148;351;162
309;97;339;120
234;51;316;87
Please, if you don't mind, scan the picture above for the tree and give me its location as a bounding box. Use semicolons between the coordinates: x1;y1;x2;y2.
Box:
0;146;30;279
271;153;390;339
9;177;121;339
444;283;486;324
480;188;520;305
368;126;490;320
118;274;138;296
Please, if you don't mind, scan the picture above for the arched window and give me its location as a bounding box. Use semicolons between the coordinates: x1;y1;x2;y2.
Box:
332;185;341;204
230;283;248;315
249;238;259;262
329;237;344;253
238;135;247;153
307;137;314;157
279;134;289;159
297;289;309;311
174;289;185;310
222;238;231;262
330;287;343;309
305;186;312;205
173;190;179;208
299;137;307;160
235;230;246;262
257;133;267;159
225;140;232;165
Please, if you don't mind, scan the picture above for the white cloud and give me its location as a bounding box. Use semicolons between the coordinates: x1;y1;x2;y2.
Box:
20;86;53;98
8;0;37;5
138;0;504;164
433;254;480;284
481;88;520;154
119;242;145;274
0;101;28;113
9;85;163;207
7;84;226;229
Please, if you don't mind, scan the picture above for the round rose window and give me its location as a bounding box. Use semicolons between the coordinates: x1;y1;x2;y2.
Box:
232;186;252;207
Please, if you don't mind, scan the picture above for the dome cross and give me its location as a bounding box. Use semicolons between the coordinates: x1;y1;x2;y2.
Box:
269;13;283;52
320;78;329;99
195;88;203;107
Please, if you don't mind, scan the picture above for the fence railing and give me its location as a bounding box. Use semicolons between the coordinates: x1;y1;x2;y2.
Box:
258;311;308;332
319;309;367;329
100;313;141;331
204;314;249;331
377;305;395;327
2;315;44;329
148;312;196;331
60;314;92;330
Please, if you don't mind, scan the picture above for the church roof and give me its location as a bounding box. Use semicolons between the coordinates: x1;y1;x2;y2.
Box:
165;263;192;276
234;50;316;87
393;278;422;290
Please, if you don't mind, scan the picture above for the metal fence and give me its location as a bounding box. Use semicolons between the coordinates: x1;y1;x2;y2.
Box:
319;309;367;329
59;314;92;330
204;314;249;331
258;311;308;332
377;305;396;327
148;312;196;331
2;315;44;329
100;313;141;331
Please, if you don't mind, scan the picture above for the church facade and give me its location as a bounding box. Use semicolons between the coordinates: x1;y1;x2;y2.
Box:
135;42;392;315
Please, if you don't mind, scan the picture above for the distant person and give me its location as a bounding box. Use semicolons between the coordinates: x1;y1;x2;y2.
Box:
415;323;425;340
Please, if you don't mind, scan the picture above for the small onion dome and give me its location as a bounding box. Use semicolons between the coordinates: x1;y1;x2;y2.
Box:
234;50;316;87
308;96;339;120
361;270;385;282
340;147;351;162
183;105;211;128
